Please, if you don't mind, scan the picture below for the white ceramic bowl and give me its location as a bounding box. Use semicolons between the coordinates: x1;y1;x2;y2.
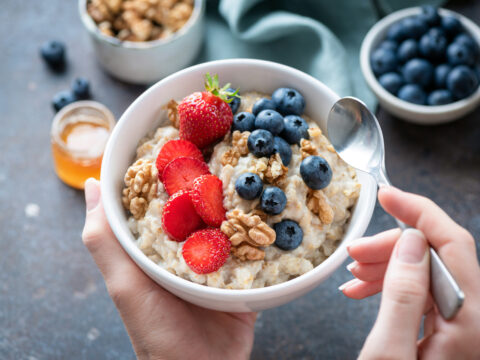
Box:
360;7;480;125
78;0;205;84
101;59;377;312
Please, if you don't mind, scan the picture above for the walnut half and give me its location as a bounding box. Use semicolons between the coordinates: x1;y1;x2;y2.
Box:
307;189;334;225
221;209;276;261
122;159;158;219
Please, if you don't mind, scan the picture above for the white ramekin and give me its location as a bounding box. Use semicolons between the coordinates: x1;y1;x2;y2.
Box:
360;7;480;125
78;0;205;84
101;59;377;312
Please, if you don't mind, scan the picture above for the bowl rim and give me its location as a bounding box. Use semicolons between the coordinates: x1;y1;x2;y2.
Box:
360;7;480;116
101;58;377;300
78;0;205;50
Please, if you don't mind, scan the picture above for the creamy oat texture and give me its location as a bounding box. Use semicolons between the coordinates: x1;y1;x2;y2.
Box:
127;92;360;289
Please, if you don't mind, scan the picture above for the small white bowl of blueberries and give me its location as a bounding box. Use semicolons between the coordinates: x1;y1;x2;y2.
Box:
360;6;480;124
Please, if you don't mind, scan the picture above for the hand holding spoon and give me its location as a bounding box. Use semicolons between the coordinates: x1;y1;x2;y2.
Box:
327;96;464;319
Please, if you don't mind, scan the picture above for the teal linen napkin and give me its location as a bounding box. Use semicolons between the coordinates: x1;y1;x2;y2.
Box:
198;0;445;109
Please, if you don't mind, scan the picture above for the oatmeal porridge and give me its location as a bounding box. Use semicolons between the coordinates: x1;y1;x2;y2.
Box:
122;79;360;290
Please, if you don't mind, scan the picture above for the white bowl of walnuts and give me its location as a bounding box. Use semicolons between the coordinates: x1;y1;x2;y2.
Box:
79;0;205;84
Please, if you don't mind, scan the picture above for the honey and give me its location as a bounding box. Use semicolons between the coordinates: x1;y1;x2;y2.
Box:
51;101;115;189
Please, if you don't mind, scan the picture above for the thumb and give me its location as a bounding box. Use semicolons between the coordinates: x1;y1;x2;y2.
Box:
360;229;430;359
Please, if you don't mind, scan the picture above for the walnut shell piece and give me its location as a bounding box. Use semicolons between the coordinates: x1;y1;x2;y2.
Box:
122;159;158;219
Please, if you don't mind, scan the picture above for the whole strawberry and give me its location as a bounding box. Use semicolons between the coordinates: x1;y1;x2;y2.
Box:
178;73;239;149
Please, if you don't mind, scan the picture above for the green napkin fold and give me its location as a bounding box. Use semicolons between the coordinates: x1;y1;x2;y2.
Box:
198;0;445;109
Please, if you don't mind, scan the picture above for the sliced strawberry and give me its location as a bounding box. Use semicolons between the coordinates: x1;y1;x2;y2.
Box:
155;139;204;180
162;190;204;242
182;228;231;274
190;174;226;227
162;156;210;196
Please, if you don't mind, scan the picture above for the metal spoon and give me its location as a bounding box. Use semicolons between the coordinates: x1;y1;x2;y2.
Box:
327;96;464;320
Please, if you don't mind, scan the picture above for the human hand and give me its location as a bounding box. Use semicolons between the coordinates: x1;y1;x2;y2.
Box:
81;179;256;360
340;186;480;359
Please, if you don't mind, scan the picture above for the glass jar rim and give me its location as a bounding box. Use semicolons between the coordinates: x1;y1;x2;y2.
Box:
51;100;116;159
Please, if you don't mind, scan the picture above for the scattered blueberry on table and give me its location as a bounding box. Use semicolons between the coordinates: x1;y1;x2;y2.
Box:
40;40;66;70
274;220;304;250
72;77;91;100
52;91;76;112
372;6;480;105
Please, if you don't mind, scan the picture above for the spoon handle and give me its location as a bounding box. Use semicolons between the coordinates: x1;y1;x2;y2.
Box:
377;173;464;320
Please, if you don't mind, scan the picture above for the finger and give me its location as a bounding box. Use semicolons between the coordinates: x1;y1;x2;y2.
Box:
347;228;401;263
363;229;430;358
82;179;155;296
348;261;389;282
378;187;479;288
339;279;383;300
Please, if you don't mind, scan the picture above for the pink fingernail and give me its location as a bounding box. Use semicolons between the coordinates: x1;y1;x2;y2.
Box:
346;262;356;272
338;278;360;291
396;229;427;264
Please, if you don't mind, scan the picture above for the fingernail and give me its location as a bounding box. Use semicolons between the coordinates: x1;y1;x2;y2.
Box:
396;229;427;264
346;262;356;272
338;278;359;291
84;178;100;211
346;237;368;252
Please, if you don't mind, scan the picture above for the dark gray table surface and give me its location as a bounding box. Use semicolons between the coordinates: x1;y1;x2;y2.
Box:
1;1;479;359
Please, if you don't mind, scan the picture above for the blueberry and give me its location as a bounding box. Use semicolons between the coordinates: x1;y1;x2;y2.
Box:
52;91;76;112
399;16;428;39
72;77;90;100
441;16;463;38
247;129;275;158
447;65;479;99
387;22;406;42
271;88;305;116
274;220;303;250
273;136;292;166
378;40;398;52
447;42;475;66
227;88;241;114
397;39;418;63
454;33;478;55
370;48;398;76
254;109;285;135
252;98;276;116
427;90;453;105
398;84;427;105
260;187;287;215
300;156;332;190
420;5;441;27
232;112;255;132
403;58;434;88
235;173;263;200
419;29;447;61
379;72;404;95
281;115;310;144
40;40;66;69
434;64;452;88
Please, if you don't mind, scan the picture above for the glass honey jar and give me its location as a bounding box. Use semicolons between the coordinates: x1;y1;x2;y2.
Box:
51;101;115;189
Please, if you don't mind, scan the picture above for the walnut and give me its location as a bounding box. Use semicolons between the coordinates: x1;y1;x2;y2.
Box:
104;0;122;14
264;153;288;187
221;209;276;261
98;21;114;36
248;157;269;179
123;0;150;16
122;159;158;219
300;138;318;159
221;149;240;167
87;1;112;23
232;131;250;156
231;244;265;262
308;127;322;138
163;99;179;128
221;131;250;166
307;189;334;225
164;2;192;31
